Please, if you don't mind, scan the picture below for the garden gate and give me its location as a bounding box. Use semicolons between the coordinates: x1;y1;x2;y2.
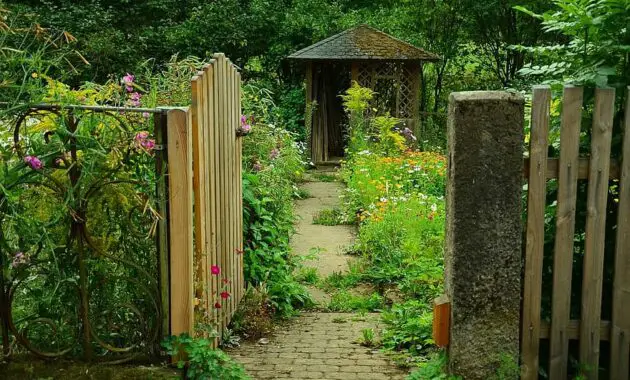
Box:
164;53;244;344
0;53;243;362
443;86;630;380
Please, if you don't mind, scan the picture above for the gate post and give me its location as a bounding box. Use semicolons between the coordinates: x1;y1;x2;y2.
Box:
445;92;524;379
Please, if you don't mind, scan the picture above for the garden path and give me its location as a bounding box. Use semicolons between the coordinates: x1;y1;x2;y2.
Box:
231;171;408;380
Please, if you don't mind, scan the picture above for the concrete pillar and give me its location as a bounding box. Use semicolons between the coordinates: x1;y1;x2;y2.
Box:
445;92;524;379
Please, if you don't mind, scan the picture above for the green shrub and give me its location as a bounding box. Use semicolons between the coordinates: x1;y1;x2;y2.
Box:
327;290;385;312
162;334;249;380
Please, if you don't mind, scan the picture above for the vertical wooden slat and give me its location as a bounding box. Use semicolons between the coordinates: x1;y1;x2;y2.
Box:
580;87;615;378
610;87;630;379
212;57;223;341
521;85;551;380
191;73;208;314
549;86;583;379
167;108;194;337
228;61;236;317
220;54;229;331
204;60;220;338
236;71;244;304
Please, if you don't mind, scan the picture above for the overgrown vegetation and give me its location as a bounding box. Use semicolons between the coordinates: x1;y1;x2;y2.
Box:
337;83;447;367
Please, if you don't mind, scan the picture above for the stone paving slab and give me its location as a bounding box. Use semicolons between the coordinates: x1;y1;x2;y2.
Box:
229;313;408;380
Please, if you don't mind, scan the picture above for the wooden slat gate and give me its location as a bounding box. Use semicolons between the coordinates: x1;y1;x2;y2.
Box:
166;53;244;343
521;86;630;379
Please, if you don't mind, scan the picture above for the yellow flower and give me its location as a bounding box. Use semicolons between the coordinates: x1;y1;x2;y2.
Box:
31;72;38;78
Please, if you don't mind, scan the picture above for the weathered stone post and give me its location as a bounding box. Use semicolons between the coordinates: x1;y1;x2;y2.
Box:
445;92;524;379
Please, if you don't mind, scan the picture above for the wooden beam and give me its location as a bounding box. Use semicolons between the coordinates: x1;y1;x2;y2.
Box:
521;86;551;380
610;86;630;380
522;157;620;180
580;87;615;379
549;86;583;380
167;108;194;339
540;320;611;341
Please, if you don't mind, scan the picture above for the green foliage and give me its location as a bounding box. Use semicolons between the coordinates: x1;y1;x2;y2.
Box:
312;207;354;226
515;0;630;87
382;301;434;356
162;334;249;380
327;290;385;312
406;353;461;380
294;267;319;285
241;100;313;316
358;328;377;347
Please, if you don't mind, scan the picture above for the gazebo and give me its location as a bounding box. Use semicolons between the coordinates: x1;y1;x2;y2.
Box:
288;25;439;165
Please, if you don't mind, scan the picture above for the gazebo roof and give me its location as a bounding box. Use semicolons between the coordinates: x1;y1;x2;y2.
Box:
288;25;440;62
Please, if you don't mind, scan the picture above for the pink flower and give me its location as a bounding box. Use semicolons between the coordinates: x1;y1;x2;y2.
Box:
122;73;134;92
141;139;156;150
211;265;220;275
142;112;150;119
220;291;230;299
252;161;263;172
135;131;150;141
241;124;251;133
240;115;247;125
130;92;141;101
24;155;43;170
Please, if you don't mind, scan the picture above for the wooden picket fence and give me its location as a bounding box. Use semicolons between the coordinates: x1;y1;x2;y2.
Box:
165;53;244;344
521;86;630;379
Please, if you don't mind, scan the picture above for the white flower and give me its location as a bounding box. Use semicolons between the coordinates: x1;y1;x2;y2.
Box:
431;204;438;212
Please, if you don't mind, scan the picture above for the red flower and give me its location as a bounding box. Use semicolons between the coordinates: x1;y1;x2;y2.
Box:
214;302;222;309
211;265;220;275
220;291;230;299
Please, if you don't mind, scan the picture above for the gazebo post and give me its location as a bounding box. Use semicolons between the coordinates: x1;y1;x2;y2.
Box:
305;61;314;163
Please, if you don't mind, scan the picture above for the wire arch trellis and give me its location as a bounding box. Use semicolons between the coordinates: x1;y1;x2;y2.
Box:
0;104;169;363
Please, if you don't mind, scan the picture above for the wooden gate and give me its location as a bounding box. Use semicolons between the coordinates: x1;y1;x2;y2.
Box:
166;53;244;343
521;86;630;379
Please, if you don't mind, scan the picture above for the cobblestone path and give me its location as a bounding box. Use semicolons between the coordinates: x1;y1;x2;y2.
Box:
231;174;409;380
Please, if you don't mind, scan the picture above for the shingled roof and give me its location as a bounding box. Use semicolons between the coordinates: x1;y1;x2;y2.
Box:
288;25;440;61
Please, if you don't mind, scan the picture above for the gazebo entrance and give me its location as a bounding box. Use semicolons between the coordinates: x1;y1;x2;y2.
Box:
289;25;439;165
309;61;351;162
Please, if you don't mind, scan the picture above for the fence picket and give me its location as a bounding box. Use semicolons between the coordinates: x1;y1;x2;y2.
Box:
167;108;194;338
521;86;551;380
580;87;615;379
610;86;630;380
549;86;583;379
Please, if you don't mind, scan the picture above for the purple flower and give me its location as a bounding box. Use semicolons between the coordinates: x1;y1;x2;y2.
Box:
252;161;263;172
11;252;29;268
269;148;280;160
24;155;43;170
130;92;141;101
142;112;151;119
240;115;247;125
141;139;156;150
241;124;251;133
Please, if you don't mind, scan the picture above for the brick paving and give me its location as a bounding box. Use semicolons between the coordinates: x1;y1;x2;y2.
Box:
229;313;408;380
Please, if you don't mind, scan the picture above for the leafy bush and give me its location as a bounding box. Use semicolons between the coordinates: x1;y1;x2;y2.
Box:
162;334;249;380
241;92;312;317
